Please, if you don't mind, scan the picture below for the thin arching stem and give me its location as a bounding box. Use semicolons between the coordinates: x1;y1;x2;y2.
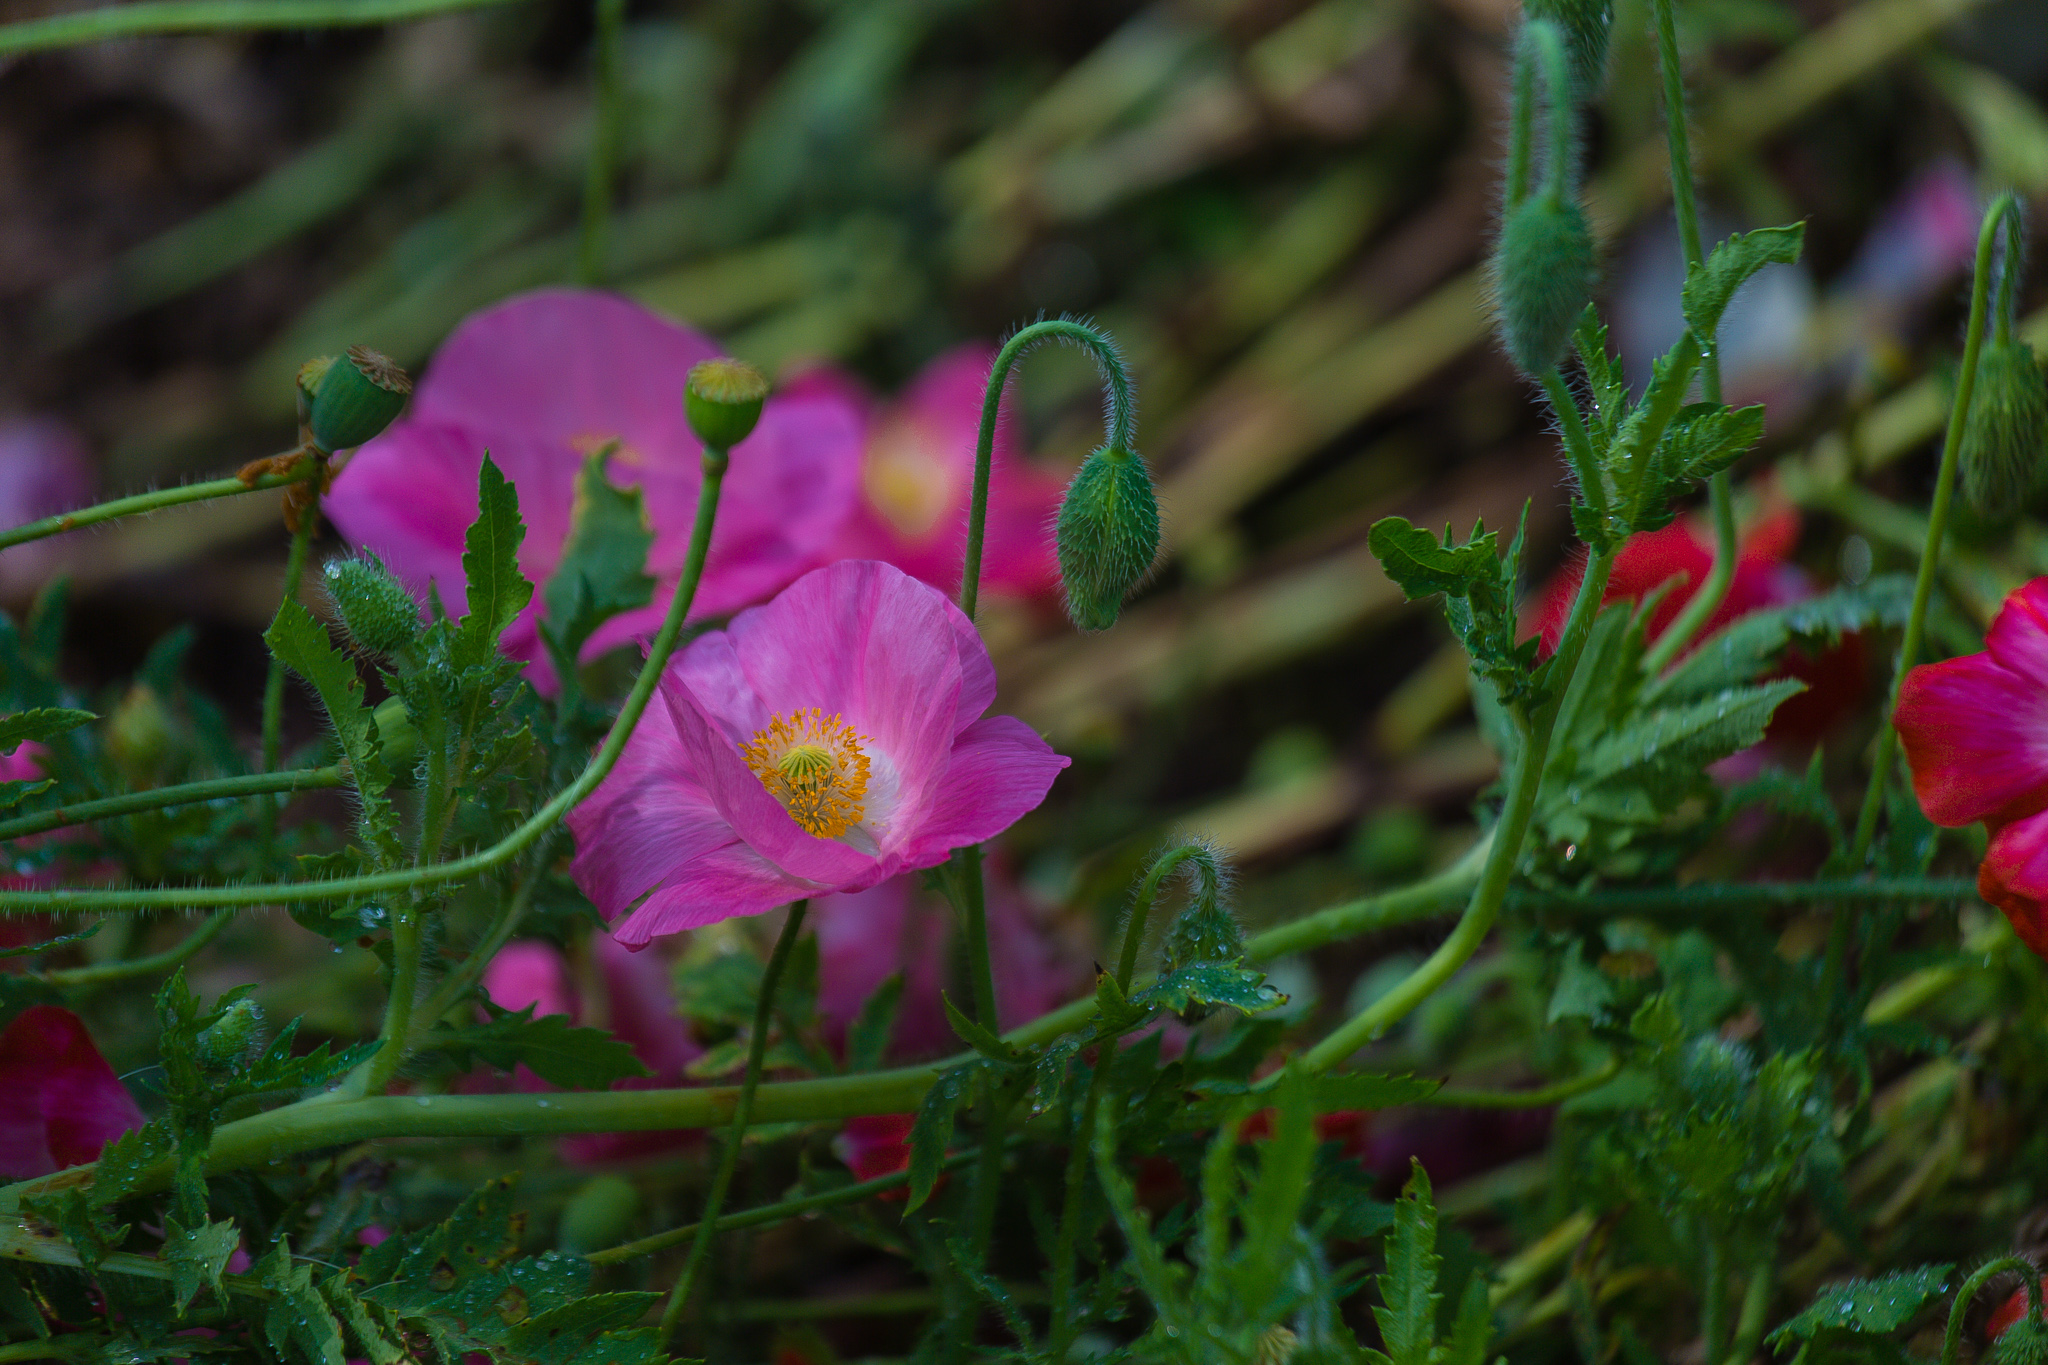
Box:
574;0;627;286
1942;1256;2042;1365
0;766;343;843
659;901;810;1345
0;463;312;555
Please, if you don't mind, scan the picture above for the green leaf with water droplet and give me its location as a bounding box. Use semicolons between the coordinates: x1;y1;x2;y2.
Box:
1766;1263;1951;1343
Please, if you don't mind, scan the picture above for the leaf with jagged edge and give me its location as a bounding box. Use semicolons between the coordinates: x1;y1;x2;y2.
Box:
1141;963;1287;1023
319;1278;407;1365
1647;575;1913;708
0;707;94;755
1582;680;1806;795
254;1242;347;1365
1366;1162;1441;1365
1368;518;1500;601
453;454;533;673
1682;223;1806;341
905;1062;982;1212
1765;1264;1951;1343
92;1119;174;1208
940;991;1021;1063
422;1002;649;1090
264;596;400;863
0;923;97;961
163;1215;239;1314
540;452;654;680
1440;1274;1493;1365
1573;307;1629;452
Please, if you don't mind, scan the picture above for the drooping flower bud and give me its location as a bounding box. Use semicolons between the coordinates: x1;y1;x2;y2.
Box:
1524;0;1612;104
196;998;265;1074
1162;870;1242;970
107;682;173;790
1962;339;2048;515
685;358;769;452
308;346;411;454
1492;191;1597;376
1055;444;1160;632
323;553;421;657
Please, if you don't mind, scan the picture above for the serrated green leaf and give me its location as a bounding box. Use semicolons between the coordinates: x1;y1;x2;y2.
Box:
1766;1264;1951;1342
163;1215;239;1313
0;922;98;961
940;991;1019;1063
92;1119;174;1208
1441;1274;1493;1365
454;454;533;672
1367;517;1500;600
318;1278;407;1365
1582;679;1806;792
264;597;399;862
254;1243;347;1365
1656;402;1766;487
1372;1161;1440;1365
1548;943;1616;1024
424;1003;650;1090
540;453;655;675
1142;963;1287;1020
1682;223;1806;340
0;708;94;755
1240;1068;1316;1310
906;1063;979;1212
1649;575;1913;707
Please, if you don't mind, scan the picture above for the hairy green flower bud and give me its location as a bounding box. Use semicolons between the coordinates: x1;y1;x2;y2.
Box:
558;1174;641;1254
308;346;411;454
324;554;421;657
1163;888;1243;971
1962;339;2048;515
1525;0;1612;103
197;998;265;1073
108;682;173;789
1055;444;1161;632
373;696;418;779
1491;191;1597;376
685;358;769;452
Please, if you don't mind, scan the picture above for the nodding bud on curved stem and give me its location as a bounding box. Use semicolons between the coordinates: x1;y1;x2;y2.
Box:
1119;838;1237;992
309;346;412;454
1056;444;1161;632
1491;20;1596;377
685;357;769;452
1964;202;2047;516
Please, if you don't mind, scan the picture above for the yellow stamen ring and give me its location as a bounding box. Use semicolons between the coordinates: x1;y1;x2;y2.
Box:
742;709;871;839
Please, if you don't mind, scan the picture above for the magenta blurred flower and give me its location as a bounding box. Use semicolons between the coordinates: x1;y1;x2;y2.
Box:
793;345;1064;600
1896;577;2048;958
0;1005;145;1178
0;419;94;599
569;559;1068;946
833;1113;918;1191
481;932;703;1165
323;289;862;689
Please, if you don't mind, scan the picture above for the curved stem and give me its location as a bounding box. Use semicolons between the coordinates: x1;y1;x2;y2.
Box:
1301;549;1616;1073
0;465;311;556
1422;1052;1619;1108
574;0;627;287
1942;1256;2041;1365
409;870;537;1039
1117;842;1221;991
361;900;424;1096
1848;195;2018;867
0;766;342;843
659;900;809;1345
45;909;232;988
962;319;1134;622
0;451;729;914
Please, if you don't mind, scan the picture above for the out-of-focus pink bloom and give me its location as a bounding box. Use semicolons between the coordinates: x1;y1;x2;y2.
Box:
833;1113;917;1191
480;934;704;1165
1896;577;2048;958
0;420;93;600
324;289;862;691
792;346;1064;600
569;560;1068;945
0;1005;145;1178
814;865;1076;1061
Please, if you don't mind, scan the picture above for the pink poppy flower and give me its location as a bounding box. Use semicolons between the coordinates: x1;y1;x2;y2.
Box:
0;1005;146;1178
790;345;1065;600
568;559;1069;946
480;933;704;1165
833;1113;918;1193
323;289;862;690
0;419;93;600
1896;577;2048;957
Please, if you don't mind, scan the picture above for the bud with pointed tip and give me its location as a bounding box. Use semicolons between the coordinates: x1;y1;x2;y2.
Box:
197;998;265;1074
685;358;769;452
309;346;410;454
1962;339;2048;515
324;553;421;657
108;682;173;789
1055;444;1160;632
1491;190;1597;376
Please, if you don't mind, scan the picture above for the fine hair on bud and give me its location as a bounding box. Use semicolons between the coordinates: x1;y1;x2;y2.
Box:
1154;836;1244;971
1963;339;2048;515
1491;191;1597;375
325;553;423;657
1524;0;1612;104
685;357;769;452
308;346;411;454
1055;444;1161;632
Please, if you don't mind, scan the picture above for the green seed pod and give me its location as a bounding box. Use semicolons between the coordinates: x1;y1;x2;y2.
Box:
1491;190;1597;376
558;1174;641;1254
1962;340;2048;515
685;358;770;452
1524;0;1612;104
1055;444;1161;632
372;696;418;780
107;682;174;789
308;346;411;453
197;998;265;1074
324;554;422;657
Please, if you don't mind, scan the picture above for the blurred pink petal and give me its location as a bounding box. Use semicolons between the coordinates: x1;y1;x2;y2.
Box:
0;420;94;599
1898;579;2048;829
0;1005;145;1178
325;289;862;691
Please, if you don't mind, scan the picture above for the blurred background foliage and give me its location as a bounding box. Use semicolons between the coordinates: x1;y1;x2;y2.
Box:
5;0;2048;1098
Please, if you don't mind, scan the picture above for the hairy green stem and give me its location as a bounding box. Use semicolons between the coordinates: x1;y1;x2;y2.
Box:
0;451;729;914
0;466;311;555
1506;32;1535;211
574;0;627;286
659;901;809;1344
1542;368;1607;525
260;500;320;861
1117;842;1216;990
1424;1052;1619;1108
1847;195;2017;867
46;909;232;988
1526;21;1574;199
0;0;517;55
1943;1256;2042;1365
362;902;424;1095
1301;548;1616;1072
0;766;342;843
1508;875;1974;916
1639;0;1734;675
410;871;537;1040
